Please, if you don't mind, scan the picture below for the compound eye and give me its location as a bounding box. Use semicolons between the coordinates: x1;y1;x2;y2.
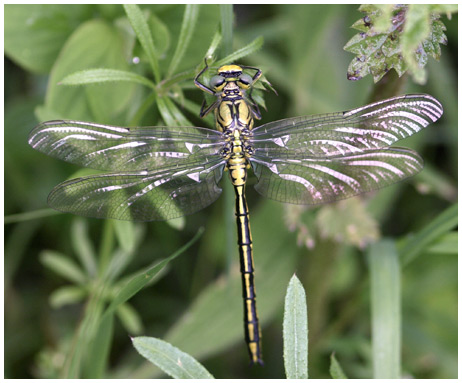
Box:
210;75;225;89
238;73;252;87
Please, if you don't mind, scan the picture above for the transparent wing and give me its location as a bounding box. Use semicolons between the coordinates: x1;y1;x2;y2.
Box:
48;156;226;221
251;94;442;157
29;120;224;171
250;147;423;205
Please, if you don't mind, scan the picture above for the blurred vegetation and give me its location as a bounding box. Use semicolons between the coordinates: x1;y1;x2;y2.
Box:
4;4;457;379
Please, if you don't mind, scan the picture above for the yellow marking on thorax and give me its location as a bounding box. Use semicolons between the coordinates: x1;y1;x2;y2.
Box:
218;64;243;73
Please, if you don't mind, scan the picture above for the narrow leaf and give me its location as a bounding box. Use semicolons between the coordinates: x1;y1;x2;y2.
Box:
168;5;200;77
117;302;143;334
100;228;203;322
123;4;161;83
368;240;400;379
163;97;192;126
113;220;137;253
132;337;214;379
49;286;86;308
330;353;348;379
220;5;233;56
427;231;458;255
283;274;308;379
40;250;86;284
71;218;97;277
215;36;264;68
157;96;192;127
87;312;114;378
204;30;222;59
60;68;156;90
400;203;457;265
157;96;177;126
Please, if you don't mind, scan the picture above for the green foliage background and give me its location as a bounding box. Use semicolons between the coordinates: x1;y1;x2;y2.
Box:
4;4;457;379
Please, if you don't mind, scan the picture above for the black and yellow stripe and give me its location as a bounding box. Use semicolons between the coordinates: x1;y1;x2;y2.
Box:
234;183;262;365
195;62;263;364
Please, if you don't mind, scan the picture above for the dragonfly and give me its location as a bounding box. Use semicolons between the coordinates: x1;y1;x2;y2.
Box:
29;61;443;365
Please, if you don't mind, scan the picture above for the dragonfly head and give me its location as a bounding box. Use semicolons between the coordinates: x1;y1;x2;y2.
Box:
210;65;253;92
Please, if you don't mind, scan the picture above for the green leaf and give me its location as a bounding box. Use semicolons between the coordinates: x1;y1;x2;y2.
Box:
220;5;233;56
204;30;222;59
113;220;137;253
399;203;457;265
71;218;97;277
105;222;145;281
157;96;192;127
330;353;348;379
60;68;156;90
368;240;400;379
132;337;214;379
283;274;308;379
4;4;92;73
49;285;87;308
42;19;134;124
428;4;459;15
149;13;170;57
123;4;161;83
168;4;200;77
426;231;458;255
163;97;192;126
215;36;264;68
86;311;114;378
401;5;431;84
100;228;203;322
117;303;143;334
40;250;86;284
158;5;220;74
344;5;449;84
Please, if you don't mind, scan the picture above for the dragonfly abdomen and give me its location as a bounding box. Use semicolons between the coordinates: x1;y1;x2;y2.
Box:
234;183;263;365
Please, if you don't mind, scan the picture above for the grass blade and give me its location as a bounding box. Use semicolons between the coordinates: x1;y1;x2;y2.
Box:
60;68;156;90
132;336;214;379
86;313;114;378
400;203;457;266
283;274;308;379
123;4;161;83
368;239;400;379
167;4;200;77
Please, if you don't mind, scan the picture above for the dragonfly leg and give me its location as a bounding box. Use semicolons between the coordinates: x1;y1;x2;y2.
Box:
247;91;262;120
199;99;219;118
240;65;262;84
194;58;216;95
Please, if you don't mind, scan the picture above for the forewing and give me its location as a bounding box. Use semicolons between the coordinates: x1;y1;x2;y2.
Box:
48;157;226;221
251;94;442;157
29;120;223;171
251;148;423;205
